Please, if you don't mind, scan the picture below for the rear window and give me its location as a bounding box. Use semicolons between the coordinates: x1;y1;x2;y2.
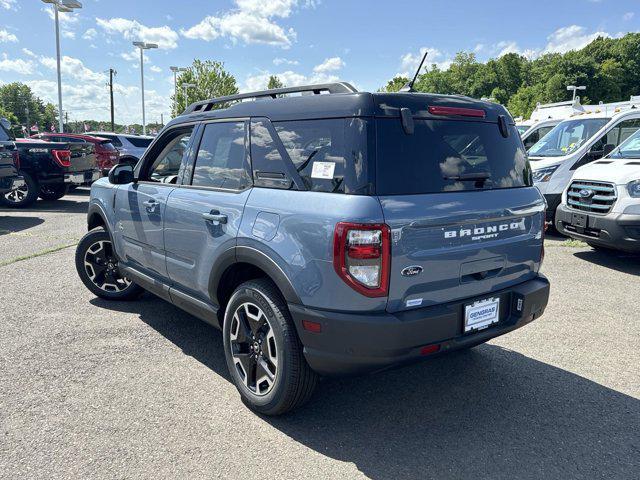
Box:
100;141;116;150
127;137;152;148
376;119;530;195
99;134;122;147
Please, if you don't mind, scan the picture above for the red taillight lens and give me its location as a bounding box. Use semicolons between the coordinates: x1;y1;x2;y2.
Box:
428;105;486;118
420;344;441;356
11;150;20;170
333;222;390;297
51;149;71;167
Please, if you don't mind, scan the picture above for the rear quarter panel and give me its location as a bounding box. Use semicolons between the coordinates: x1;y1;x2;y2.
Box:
239;188;387;312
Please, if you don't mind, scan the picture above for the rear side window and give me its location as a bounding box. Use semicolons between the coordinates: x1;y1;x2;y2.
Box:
376;119;530;195
128;137;153;148
100;141;116;151
272;118;372;194
250;119;295;190
101;135;122;147
191;122;250;190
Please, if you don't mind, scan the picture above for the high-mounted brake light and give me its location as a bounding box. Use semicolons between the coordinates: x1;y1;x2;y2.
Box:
51;149;71;167
428;105;486;118
333;222;390;297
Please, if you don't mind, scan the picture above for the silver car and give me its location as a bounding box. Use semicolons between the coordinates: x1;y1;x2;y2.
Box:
87;132;153;161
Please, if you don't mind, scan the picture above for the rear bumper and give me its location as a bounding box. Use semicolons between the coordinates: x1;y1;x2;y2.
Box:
64;169;101;185
555;204;640;252
289;276;550;376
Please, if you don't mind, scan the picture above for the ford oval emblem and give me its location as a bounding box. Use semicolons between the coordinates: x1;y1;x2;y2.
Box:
579;189;594;199
401;265;423;277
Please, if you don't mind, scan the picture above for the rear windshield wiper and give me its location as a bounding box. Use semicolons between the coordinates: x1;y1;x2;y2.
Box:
443;172;491;182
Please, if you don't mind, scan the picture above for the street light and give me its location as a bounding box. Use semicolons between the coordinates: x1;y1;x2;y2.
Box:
42;0;82;133
183;83;196;111
170;66;189;115
133;41;158;135
567;85;586;102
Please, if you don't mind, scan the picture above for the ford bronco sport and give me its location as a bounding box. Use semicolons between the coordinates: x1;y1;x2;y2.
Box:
75;83;550;415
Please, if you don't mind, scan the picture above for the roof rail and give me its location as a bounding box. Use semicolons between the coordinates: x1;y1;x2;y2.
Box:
184;82;359;114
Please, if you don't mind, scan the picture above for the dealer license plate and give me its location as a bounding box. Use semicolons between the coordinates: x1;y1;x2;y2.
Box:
464;297;500;333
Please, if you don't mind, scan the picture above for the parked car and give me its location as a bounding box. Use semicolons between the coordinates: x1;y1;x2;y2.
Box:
1;135;99;208
529;96;640;224
555;128;640;252
0;122;24;197
75;82;550;415
87;132;153;162
32;132;119;176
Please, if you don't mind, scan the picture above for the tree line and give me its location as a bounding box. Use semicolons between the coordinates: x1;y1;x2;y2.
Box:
383;33;640;118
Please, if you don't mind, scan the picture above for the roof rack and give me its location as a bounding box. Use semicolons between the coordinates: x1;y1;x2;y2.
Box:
183;82;358;114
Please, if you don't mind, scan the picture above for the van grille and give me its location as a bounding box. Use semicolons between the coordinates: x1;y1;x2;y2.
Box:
567;181;617;214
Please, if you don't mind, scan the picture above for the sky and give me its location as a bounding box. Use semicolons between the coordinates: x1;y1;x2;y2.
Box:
0;0;639;126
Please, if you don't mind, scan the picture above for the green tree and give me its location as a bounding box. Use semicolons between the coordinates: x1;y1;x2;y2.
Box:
172;60;238;116
0;82;58;131
267;75;285;90
381;76;409;92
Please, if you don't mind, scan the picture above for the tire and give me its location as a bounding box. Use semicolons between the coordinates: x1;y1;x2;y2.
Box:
75;229;143;300
39;183;69;201
223;279;318;415
0;170;38;208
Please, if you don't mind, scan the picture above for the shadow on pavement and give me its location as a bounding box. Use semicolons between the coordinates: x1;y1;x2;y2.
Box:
0;198;89;214
0;215;44;234
90;294;639;479
574;248;640;275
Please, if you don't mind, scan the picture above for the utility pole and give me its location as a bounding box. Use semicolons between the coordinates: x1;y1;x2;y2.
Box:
160;113;164;127
108;68;116;132
65;111;69;132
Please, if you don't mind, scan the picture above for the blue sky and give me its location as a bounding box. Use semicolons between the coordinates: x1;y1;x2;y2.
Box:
0;0;639;125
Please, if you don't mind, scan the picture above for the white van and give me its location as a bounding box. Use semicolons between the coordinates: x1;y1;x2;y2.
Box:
555;128;640;252
517;99;585;150
528;96;640;223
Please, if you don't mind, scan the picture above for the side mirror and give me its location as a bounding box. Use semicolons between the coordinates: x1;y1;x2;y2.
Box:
108;164;135;185
603;143;616;157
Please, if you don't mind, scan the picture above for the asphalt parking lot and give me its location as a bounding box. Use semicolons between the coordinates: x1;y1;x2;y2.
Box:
0;189;638;480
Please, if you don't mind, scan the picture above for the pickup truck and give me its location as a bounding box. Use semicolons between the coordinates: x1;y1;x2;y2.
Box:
0;125;24;198
0;125;99;208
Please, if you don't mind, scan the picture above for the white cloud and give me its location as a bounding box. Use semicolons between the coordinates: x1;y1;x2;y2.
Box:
150;65;162;73
313;56;344;73
273;57;299;66
0;0;17;10
39;55;104;83
398;47;452;77
0;54;34;75
623;12;635;21
61;30;76;40
83;28;97;40
244;69;339;92
22;48;36;58
120;49;139;62
96;17;179;49
0;29;17;43
542;25;610;54
180;0;313;47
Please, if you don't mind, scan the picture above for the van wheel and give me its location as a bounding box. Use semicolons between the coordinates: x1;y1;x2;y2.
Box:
223;279;318;415
75;229;143;300
39;183;69;201
1;171;38;208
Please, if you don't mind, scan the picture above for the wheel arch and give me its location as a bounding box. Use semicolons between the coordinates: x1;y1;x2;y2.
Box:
87;202;109;231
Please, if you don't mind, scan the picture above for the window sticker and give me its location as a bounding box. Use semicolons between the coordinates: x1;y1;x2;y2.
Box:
311;161;335;179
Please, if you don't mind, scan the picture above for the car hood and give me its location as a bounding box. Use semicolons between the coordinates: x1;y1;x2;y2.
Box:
573;159;640;185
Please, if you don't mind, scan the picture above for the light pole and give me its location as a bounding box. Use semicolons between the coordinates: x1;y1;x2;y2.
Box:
183;83;196;111
42;0;82;133
133;41;158;135
567;85;586;102
170;66;188;114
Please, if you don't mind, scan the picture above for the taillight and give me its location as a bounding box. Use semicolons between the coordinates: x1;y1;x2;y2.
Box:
11;150;20;170
333;222;390;297
51;149;71;167
428;105;486;118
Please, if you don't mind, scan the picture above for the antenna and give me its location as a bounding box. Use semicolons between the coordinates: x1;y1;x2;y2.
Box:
399;50;429;93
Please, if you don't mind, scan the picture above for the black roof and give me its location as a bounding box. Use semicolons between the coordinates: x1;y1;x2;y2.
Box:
166;82;511;129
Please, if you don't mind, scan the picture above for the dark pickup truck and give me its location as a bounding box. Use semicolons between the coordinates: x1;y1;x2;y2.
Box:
0;127;24;198
0;122;99;208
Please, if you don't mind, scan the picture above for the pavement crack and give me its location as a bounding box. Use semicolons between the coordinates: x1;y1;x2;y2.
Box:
0;242;78;268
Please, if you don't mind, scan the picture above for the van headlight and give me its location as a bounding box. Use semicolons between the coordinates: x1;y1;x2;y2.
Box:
627;180;640;197
532;165;558;183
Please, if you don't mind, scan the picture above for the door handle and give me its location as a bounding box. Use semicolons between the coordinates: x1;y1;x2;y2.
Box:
143;199;159;213
202;211;228;225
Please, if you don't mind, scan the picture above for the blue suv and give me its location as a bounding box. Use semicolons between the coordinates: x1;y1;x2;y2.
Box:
75;83;550;415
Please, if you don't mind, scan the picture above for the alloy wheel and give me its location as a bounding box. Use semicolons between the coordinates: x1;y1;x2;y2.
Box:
4;184;28;204
83;240;132;292
229;302;278;396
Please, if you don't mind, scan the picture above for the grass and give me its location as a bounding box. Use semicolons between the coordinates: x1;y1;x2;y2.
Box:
0;242;78;267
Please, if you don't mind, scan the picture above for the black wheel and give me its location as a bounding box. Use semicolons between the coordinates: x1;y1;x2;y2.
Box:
75;229;143;300
223;279;318;415
39;183;69;201
1;171;38;208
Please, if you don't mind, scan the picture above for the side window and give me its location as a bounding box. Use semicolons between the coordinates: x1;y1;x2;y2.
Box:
141;127;193;183
105;135;123;147
537;126;554;139
614;119;640;146
190;122;249;190
250;119;294;190
523;129;539;149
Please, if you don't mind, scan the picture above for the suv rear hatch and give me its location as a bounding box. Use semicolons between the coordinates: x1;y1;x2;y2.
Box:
375;104;544;313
